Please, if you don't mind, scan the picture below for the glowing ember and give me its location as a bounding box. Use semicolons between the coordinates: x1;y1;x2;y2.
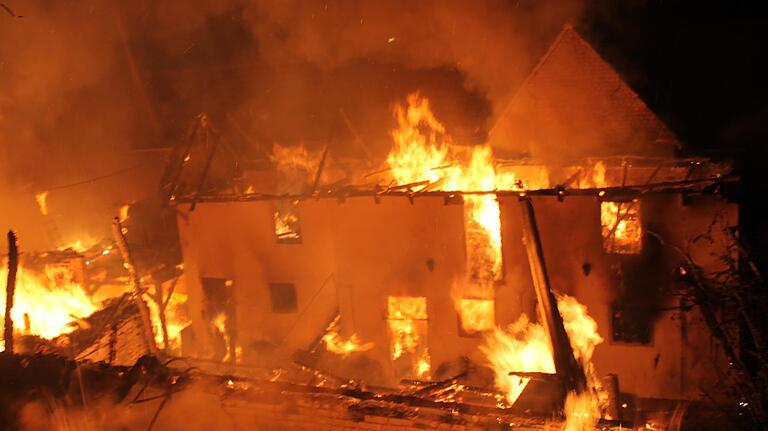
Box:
387;296;431;378
600;201;642;254
322;316;373;356
35;191;49;216
0;264;97;349
458;298;495;333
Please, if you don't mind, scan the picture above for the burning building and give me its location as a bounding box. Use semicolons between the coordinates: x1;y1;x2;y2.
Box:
157;26;737;429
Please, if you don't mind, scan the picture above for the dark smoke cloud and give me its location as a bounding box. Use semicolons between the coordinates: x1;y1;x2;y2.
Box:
0;0;583;249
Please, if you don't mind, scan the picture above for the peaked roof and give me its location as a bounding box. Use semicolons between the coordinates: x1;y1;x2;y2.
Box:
489;26;679;161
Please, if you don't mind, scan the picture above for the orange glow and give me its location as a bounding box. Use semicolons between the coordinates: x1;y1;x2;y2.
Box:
600;200;642;254
387;93;453;186
274;200;301;241
563;390;601;431
386;93;549;308
270;143;320;176
480;313;555;405
35;191;49;216
119;204;130;223
0;263;97;349
387;296;431;378
146;289;190;352
458;298;495;333
322;315;373;356
481;294;604;412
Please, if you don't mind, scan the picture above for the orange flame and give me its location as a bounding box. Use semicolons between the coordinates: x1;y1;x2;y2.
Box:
481;294;604;414
600;201;642;254
35;191;49;216
322;315;373;356
386;93;543;306
0;264;97;349
387;296;431;378
457;298;495;333
480;313;556;405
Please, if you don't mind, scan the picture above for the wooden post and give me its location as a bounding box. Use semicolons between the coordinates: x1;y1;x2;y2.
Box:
518;197;587;395
4;231;19;353
112;218;159;356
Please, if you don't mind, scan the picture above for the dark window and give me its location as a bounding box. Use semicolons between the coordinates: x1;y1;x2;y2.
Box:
611;302;652;344
269;282;298;313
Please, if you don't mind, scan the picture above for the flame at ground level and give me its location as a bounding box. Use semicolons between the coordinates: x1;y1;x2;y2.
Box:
480;294;604;416
0;263;97;349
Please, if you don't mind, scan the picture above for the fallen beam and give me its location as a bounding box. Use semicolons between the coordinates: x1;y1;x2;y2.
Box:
518;197;587;396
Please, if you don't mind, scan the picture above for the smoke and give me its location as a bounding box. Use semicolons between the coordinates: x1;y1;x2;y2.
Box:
0;0;583;249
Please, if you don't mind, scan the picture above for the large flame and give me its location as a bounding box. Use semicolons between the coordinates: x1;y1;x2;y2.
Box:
480;313;556;405
481;294;604;418
386;93;543;307
0;263;97;349
322;316;373;356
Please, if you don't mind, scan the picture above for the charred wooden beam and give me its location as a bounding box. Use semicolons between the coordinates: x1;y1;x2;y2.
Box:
3;231;18;353
518;197;587;396
111;218;159;357
176;175;735;204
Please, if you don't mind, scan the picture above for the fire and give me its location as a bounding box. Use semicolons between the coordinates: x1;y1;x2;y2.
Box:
145;289;190;352
563;390;601;431
274;200;301;242
581;161;642;254
480;313;555;405
386;93;537;313
322;316;373;356
270;143;320;177
119;204;130;223
387;296;431;378
387;93;453;186
457;298;495;333
0;263;97;349
600;200;642;254
35;191;49;216
481;294;604;416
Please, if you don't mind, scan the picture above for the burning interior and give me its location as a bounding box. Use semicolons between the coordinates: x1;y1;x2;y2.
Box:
0;24;751;431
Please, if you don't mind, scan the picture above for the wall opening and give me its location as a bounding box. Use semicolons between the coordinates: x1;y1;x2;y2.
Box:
600;200;642;254
269;282;298;313
274;200;302;244
387;296;431;379
201;277;237;362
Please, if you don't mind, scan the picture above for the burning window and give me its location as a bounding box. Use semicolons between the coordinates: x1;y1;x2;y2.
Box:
387;296;431;379
268;282;297;313
274;200;301;244
600;200;642;254
458;298;495;335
